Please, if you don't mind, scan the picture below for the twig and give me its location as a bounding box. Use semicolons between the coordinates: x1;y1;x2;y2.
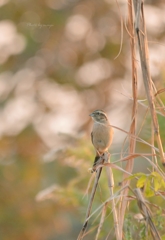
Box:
114;0;123;59
111;124;164;155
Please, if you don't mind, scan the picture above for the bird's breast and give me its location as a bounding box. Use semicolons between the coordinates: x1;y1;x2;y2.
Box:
92;122;113;153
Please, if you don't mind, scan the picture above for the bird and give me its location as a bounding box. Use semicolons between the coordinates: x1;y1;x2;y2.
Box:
89;110;114;171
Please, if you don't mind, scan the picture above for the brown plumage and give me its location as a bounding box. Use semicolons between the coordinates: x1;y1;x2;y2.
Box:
89;110;113;169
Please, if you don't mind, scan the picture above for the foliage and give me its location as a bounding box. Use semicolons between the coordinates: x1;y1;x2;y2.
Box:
128;171;165;197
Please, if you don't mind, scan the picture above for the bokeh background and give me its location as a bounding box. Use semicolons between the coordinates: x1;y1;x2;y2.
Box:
0;0;165;239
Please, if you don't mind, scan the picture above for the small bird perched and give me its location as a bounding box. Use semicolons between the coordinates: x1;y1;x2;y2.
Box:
89;110;113;171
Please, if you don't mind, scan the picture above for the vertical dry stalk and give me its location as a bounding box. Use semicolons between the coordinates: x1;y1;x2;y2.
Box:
77;159;103;240
134;188;161;240
118;0;138;237
151;121;158;171
95;202;108;240
105;154;120;240
133;0;165;165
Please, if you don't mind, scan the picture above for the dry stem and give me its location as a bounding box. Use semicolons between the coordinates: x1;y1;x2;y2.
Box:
133;0;165;165
118;0;138;236
105;154;120;240
77;158;104;240
134;188;161;240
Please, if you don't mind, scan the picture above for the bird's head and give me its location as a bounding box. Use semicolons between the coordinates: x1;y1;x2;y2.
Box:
89;110;108;123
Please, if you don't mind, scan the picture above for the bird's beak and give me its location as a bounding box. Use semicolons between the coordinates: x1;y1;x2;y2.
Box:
89;113;93;117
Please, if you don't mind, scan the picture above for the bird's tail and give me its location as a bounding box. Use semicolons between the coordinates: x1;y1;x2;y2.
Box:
93;155;100;168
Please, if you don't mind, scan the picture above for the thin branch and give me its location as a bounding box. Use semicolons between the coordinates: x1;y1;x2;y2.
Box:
114;0;123;59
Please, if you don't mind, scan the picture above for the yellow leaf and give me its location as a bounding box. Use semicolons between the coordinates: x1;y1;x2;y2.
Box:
137;175;147;188
145;180;154;197
154;178;161;191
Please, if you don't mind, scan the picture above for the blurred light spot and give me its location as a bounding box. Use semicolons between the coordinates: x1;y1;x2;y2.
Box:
104;0;125;3
36;48;54;67
21;11;40;24
0;96;37;136
74;2;95;19
34;112;79;147
0;0;9;7
65;14;91;41
76;58;112;86
82;89;101;109
46;0;68;10
38;81;82;110
15;78;34;96
149;45;165;77
0;72;13;100
12;68;36;91
145;6;165;35
58;46;78;68
30;27;50;43
34;81;84;147
25;56;46;73
0;20;26;64
85;30;105;52
98;16;117;37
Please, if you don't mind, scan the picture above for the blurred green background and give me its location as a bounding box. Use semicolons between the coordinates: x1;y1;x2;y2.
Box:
0;0;165;239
